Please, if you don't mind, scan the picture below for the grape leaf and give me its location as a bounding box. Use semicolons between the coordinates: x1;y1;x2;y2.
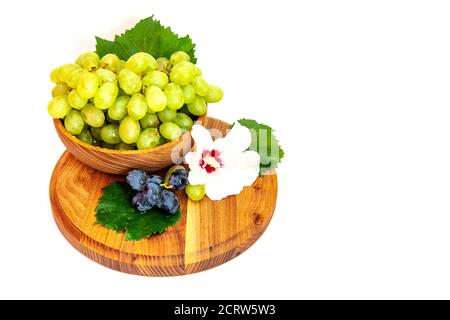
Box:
234;119;284;175
95;16;197;63
95;182;181;241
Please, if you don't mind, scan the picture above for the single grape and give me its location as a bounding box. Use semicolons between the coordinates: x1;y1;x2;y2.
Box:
94;82;118;110
100;53;120;71
142;70;169;89
194;66;202;77
119;116;141;144
115;142;135;151
165;165;189;190
170;51;190;65
76;72;99;99
127;93;147;120
157;108;177;123
50;67;61;83
187;96;207;116
140;113;159;129
95;68;117;83
175;112;194;129
205;85;224;103
81;104;105;127
164;83;184;110
57;64;80;84
186;184;206;201
143;183;163;207
191;77;209;97
156;57;172;74
76;52;99;71
117;60;126;73
64;110;84;135
145;86;167;112
48;95;71;119
132;192;152;212
108;96;129;121
52;83;70;97
169;61;196;86
159;122;182;140
137;128;160;150
125;52;157;74
76;127;94;145
127;170;149;191
158;190;179;214
67;90;87;110
146;175;164;186
90;126;103;141
100;124;120;144
181;84;196;104
118;68;142;95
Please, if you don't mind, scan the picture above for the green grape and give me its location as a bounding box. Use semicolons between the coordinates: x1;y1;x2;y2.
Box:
57;64;81;84
66;68;88;88
164;83;184;110
106;113;119;125
187;96;207;116
157;108;177;123
119;116;141;144
118;68;142;95
64;110;84;135
108;96;129;121
48;95;71;119
101;141;116;149
145;86;167;112
117;60;126;73
100;53;120;71
94;82;118;110
95;68;117;83
90;126;103;141
115;142;136;150
52;83;70;97
67;90;87;110
159;122;182;140
194;66;202;77
77;127;94;145
127;93;147;120
186;184;206;201
169;61;196;86
76;72;99;99
50;67;61;83
142;70;169;89
137;128;160;150
100;124;120;144
181;84;196;104
170;51;190;65
140;113;159;129
191;77;209;96
125;52;157;74
175;112;194;129
81;104;105;127
76;52;99;71
156;57;172;74
205;85;224;103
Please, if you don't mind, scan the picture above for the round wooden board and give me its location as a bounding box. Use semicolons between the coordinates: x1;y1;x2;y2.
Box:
49;119;278;276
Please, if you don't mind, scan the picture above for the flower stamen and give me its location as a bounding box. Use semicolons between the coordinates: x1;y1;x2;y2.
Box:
199;149;223;173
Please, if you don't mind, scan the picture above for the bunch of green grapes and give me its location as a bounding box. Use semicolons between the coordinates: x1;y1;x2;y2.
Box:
48;51;223;150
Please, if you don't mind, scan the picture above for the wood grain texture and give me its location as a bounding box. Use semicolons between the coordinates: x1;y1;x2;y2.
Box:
54;116;207;175
50;118;278;276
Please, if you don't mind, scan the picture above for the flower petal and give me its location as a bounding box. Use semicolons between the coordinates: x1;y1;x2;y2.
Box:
188;168;208;185
191;124;213;152
205;150;260;200
214;121;252;154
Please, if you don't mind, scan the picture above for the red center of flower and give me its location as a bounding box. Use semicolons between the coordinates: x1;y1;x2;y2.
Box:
199;149;223;173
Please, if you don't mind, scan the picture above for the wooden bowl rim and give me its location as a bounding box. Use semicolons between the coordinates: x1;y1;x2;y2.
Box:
54;115;207;155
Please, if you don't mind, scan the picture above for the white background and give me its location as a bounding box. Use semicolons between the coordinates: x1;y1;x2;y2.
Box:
1;0;450;299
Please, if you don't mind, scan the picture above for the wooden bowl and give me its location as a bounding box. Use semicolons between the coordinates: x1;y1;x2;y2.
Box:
54;116;208;175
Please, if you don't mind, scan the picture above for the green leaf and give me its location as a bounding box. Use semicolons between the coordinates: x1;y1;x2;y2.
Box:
95;16;197;63
95;182;181;241
235;119;284;175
